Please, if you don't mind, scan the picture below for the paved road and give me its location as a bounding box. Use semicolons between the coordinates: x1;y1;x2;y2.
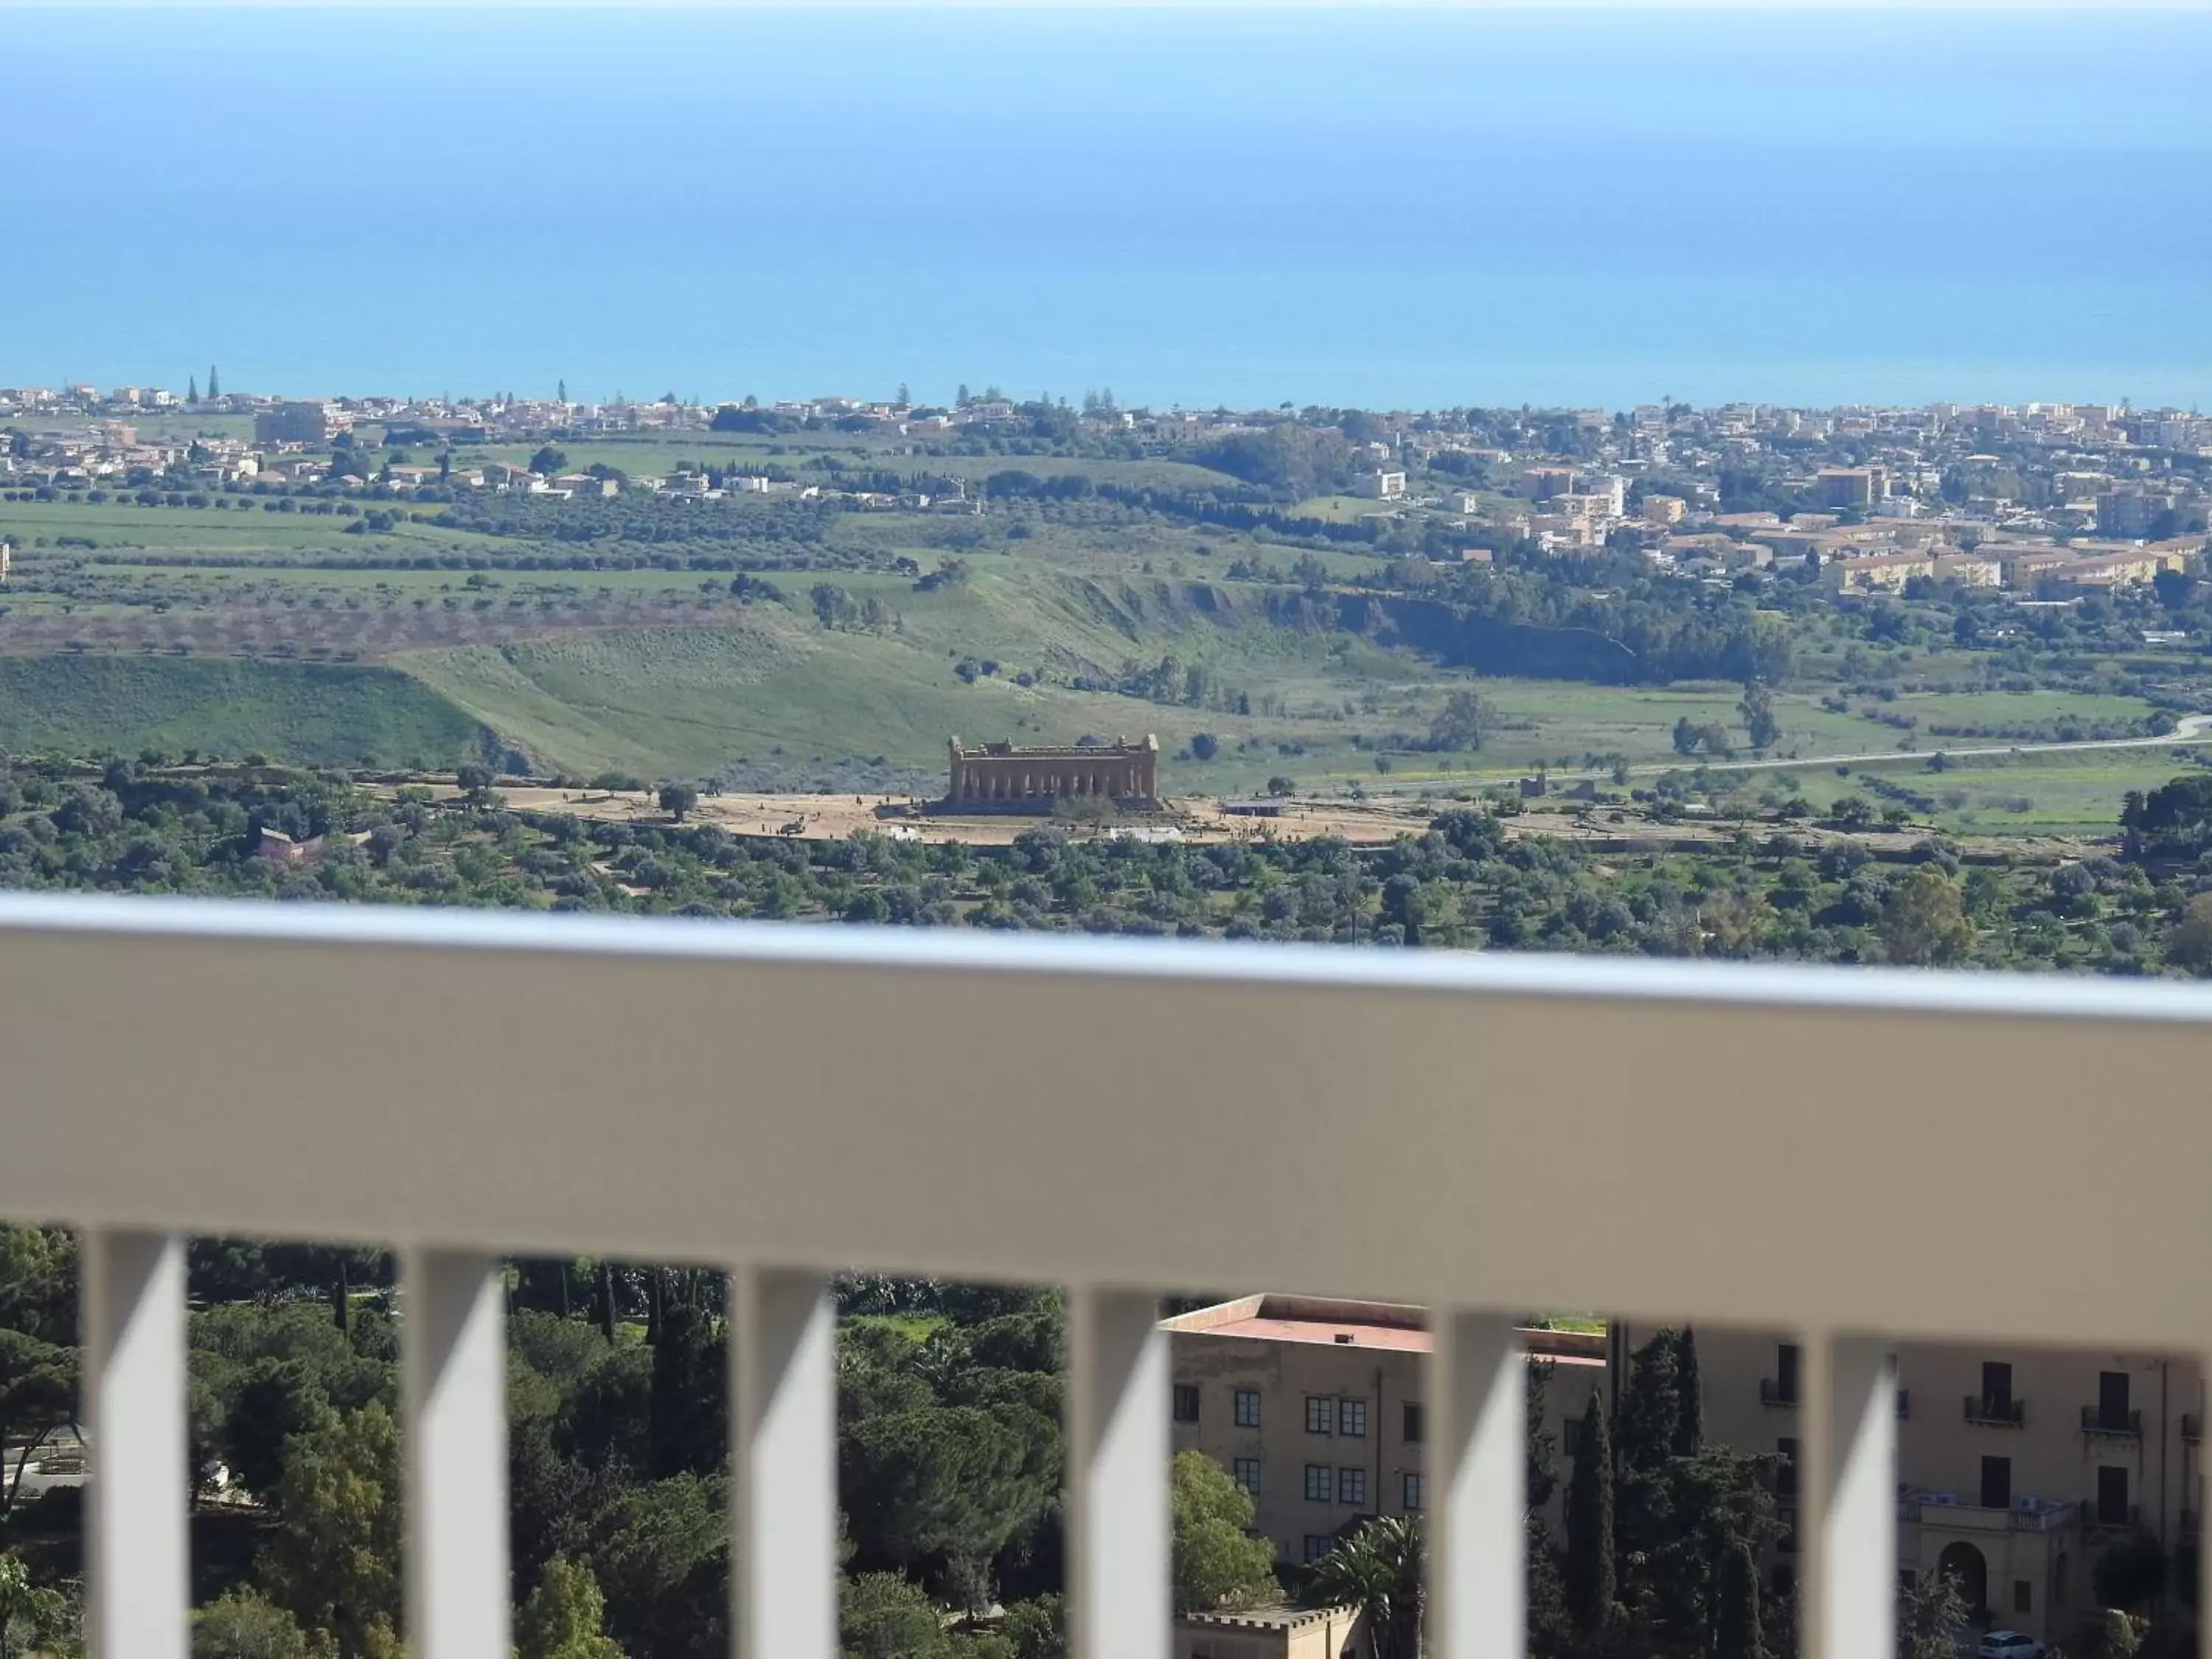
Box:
1631;712;2212;779
1360;713;2212;796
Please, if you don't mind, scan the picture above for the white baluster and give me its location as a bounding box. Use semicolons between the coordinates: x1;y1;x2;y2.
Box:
404;1251;509;1659
731;1269;837;1659
1430;1312;1525;1659
1070;1289;1168;1659
1804;1334;1896;1659
85;1228;188;1659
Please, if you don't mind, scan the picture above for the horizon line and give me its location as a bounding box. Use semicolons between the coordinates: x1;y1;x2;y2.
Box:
7;1;2211;10
6;382;2201;412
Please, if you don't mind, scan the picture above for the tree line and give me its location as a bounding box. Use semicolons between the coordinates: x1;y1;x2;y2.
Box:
0;759;2207;975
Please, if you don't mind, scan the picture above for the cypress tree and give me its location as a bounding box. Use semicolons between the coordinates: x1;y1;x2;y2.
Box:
1564;1395;1615;1632
207;364;220;400
647;1298;728;1478
187;375;198;404
1673;1327;1704;1456
1619;1329;1683;1475
1714;1540;1767;1659
1526;1359;1558;1511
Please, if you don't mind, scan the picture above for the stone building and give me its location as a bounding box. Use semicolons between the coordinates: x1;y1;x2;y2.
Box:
945;735;1159;810
1165;1295;1607;1566
253;400;337;446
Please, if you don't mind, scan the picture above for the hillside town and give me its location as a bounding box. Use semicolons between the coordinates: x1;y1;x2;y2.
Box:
3;380;2207;602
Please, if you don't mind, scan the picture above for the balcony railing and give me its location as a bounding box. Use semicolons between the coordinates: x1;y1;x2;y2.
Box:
1896;1492;2075;1534
2087;1503;2144;1533
1761;1377;1801;1408
1964;1394;2028;1427
11;893;2212;1659
2082;1405;2145;1436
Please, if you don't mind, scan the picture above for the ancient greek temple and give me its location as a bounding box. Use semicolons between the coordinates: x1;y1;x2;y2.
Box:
946;735;1160;810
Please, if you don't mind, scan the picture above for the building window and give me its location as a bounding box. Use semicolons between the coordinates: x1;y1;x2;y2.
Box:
1235;1389;1262;1429
1338;1399;1368;1439
2096;1371;2131;1430
1234;1458;1262;1500
1307;1397;1334;1436
2098;1465;2130;1526
1981;1455;2011;1511
1776;1438;1799;1499
1775;1343;1801;1404
1402;1473;1426;1512
1306;1464;1333;1503
1338;1467;1367;1506
2014;1581;2033;1615
1899;1570;1919;1593
1402;1402;1425;1444
1304;1535;1333;1563
1983;1360;2014;1411
1174;1385;1200;1425
1562;1416;1585;1458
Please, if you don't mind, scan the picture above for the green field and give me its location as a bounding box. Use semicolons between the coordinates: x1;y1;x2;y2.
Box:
0;473;2197;834
0;655;491;766
1714;746;2212;838
456;434;1239;493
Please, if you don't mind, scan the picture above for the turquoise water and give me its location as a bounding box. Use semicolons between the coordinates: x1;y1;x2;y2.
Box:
3;7;2209;410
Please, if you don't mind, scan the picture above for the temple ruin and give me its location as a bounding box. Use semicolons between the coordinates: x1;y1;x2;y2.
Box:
945;735;1160;810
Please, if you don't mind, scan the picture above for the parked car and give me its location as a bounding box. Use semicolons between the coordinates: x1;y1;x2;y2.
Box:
1978;1631;2045;1659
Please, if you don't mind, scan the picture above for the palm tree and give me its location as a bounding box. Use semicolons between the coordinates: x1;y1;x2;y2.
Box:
1304;1516;1424;1659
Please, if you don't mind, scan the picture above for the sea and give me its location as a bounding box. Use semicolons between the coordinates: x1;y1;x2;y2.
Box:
3;5;2210;414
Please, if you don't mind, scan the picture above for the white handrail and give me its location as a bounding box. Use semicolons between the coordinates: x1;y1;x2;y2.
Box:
4;895;2205;1659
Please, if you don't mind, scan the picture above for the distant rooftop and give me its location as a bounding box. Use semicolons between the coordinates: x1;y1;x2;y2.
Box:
1178;1604;1356;1632
1162;1293;1607;1365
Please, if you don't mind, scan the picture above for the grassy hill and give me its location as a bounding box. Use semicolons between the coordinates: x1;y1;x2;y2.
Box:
401;603;1264;783
0;655;492;767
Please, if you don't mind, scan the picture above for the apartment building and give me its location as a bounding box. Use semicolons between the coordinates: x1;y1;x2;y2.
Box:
2098;489;2178;539
1164;1295;1605;1565
1822;552;1935;593
1817;466;1888;509
1172;1299;2201;1648
254;400;338;446
1611;1324;2203;1644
